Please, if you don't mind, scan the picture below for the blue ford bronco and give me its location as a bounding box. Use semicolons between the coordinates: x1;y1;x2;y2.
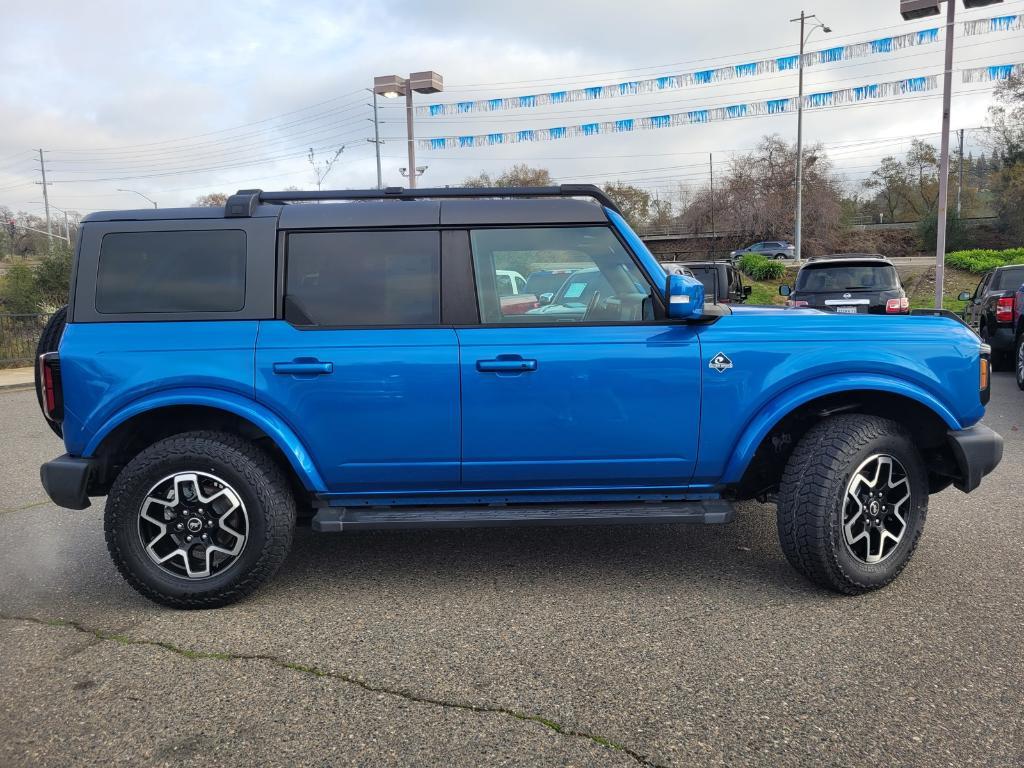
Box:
36;185;1003;608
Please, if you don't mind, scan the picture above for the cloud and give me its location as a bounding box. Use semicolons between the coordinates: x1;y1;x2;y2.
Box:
0;0;1019;212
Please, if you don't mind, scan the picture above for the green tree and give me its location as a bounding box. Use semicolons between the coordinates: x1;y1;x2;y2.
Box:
0;262;42;314
33;247;73;310
193;193;228;207
463;164;552;187
602;182;652;229
986;73;1024;241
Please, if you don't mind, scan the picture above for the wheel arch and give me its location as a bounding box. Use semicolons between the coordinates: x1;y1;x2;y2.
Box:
84;390;325;497
723;378;961;499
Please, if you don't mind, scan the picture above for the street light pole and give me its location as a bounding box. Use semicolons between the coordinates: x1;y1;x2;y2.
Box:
373;72;443;191
790;12;830;263
933;0;956;309
117;188;158;208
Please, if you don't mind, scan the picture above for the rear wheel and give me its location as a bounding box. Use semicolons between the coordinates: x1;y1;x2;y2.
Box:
104;431;296;609
34;306;67;437
1016;333;1024;391
777;414;927;594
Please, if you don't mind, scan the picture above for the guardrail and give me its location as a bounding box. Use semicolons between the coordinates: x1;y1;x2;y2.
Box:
0;313;52;369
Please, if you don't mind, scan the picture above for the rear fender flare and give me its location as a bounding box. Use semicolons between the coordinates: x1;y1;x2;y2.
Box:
83;387;326;492
720;373;961;484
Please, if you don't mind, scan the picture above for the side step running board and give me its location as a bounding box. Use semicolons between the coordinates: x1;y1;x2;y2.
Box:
311;500;734;532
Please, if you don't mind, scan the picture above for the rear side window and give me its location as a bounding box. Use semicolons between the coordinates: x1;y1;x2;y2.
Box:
993;267;1024;291
285;231;440;326
96;230;246;314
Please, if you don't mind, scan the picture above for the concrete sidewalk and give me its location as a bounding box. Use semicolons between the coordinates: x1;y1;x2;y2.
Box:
0;366;33;391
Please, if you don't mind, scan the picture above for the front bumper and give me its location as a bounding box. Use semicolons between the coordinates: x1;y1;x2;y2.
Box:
947;425;1003;493
989;327;1015;353
40;454;95;510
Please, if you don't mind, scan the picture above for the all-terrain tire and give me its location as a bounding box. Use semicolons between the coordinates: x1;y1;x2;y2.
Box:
1015;333;1024;391
776;414;928;594
104;431;296;609
34;305;67;437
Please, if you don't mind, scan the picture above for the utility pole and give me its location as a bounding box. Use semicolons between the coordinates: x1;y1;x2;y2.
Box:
956;127;964;217
794;11;807;264
933;0;956;309
35;149;53;248
367;90;384;189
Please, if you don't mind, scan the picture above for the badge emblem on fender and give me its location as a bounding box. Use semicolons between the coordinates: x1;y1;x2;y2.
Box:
709;352;733;373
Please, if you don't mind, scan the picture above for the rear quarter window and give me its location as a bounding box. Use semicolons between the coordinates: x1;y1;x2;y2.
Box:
993;267;1024;291
96;230;246;314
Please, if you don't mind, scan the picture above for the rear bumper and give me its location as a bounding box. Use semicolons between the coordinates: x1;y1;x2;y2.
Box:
947;425;1003;493
39;454;95;510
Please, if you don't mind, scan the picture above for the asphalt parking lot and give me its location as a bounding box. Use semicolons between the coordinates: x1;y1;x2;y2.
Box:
1;376;1021;768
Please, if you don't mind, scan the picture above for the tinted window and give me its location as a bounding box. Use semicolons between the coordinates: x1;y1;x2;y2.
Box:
96;230;246;314
285;231;439;326
470;227;653;324
993;267;1024;291
796;264;899;292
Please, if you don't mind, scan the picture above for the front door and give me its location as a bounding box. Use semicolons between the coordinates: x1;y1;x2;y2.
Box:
457;225;702;491
256;229;460;493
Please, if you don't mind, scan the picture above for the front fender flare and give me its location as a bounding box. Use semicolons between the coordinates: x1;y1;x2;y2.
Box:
720;373;961;484
83;387;326;492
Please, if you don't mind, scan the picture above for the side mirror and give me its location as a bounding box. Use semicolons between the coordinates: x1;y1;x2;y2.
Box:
743;285;752;296
537;292;553;306
779;284;792;297
665;274;704;320
958;290;971;302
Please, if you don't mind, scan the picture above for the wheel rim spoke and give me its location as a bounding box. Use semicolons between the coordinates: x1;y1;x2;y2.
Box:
841;453;912;566
137;471;249;581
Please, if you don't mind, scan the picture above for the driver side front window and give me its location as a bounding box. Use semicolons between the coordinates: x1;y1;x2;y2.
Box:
469;226;654;324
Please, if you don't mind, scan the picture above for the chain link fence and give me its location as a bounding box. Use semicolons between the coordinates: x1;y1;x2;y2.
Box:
0;313;52;369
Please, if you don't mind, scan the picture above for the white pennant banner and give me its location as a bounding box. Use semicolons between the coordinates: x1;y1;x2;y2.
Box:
418;13;1020;117
962;62;1024;82
420;76;938;150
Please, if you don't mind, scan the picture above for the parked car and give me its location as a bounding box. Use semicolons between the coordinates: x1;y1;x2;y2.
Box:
1014;281;1024;390
36;185;1001;607
959;263;1024;371
659;262;694;278
730;240;795;261
681;261;751;304
495;268;537;315
524;268;579;300
780;255;909;315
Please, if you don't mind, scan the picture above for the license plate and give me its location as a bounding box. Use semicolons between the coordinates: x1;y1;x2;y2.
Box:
835;306;858;315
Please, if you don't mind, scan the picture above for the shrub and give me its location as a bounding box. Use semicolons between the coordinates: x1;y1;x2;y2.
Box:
917;210;969;252
738;253;786;281
945;247;1024;273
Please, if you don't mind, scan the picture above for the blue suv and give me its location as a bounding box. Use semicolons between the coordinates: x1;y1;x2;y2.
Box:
36;186;1003;608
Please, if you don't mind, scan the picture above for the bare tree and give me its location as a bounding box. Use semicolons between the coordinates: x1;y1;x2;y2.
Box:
192;193;228;207
308;146;345;190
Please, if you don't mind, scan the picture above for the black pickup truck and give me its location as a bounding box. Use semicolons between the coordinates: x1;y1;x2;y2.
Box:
960;264;1024;370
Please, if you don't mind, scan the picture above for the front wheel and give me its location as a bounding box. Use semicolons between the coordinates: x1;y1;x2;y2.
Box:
104;431;296;609
776;414;927;594
1016;334;1024;391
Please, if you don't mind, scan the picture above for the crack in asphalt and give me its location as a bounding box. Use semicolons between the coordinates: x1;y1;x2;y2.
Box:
0;499;51;515
0;613;669;768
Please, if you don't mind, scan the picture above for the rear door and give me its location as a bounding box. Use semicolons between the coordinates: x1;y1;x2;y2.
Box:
456;225;702;490
255;229;460;493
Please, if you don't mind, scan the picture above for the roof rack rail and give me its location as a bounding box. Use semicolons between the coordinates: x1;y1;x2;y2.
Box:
223;184;622;218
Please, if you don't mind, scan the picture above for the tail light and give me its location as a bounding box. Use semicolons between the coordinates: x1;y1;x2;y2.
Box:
786;299;809;307
995;297;1013;323
38;352;63;423
885;297;910;314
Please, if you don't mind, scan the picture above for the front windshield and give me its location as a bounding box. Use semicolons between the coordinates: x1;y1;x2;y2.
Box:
796;264;899;292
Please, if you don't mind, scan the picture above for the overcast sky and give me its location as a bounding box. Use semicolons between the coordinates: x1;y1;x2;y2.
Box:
1;0;1021;215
